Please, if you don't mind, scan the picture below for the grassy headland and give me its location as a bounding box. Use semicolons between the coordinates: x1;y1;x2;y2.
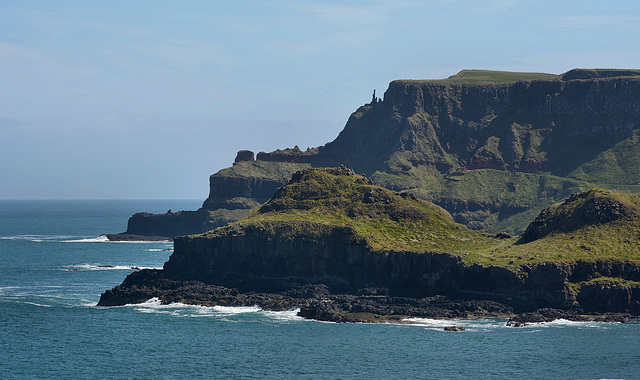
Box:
198;168;640;270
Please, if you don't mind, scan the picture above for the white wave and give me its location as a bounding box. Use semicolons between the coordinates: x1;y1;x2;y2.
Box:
1;234;78;242
0;286;21;295
22;301;53;308
62;235;110;243
64;264;162;271
509;318;617;329
262;308;305;322
62;235;171;243
128;299;305;320
146;248;174;252
399;317;510;332
107;239;172;244
129;298;220;317
0;286;21;290
401;317;464;327
210;305;262;315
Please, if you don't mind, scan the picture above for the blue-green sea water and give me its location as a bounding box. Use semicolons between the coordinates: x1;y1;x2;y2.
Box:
1;200;639;379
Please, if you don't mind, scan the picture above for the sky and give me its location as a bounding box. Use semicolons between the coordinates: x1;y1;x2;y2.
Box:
1;0;640;199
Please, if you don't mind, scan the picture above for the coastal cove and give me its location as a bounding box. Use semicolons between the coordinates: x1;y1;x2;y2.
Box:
2;200;640;379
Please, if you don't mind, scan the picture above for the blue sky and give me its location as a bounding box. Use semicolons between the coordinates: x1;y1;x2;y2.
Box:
2;0;640;199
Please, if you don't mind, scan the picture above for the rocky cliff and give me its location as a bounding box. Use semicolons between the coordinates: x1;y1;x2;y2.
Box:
109;68;640;237
309;69;640;233
100;168;640;320
108;159;309;240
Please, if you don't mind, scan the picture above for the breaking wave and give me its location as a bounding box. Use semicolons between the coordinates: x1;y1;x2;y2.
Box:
126;298;305;321
64;264;162;271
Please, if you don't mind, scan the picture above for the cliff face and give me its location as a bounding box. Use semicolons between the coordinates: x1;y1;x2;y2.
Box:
125;210;210;238
163;223;640;313
111;69;640;238
303;71;640;233
102;168;640;316
320;72;640;176
112;160;308;239
165;226;554;310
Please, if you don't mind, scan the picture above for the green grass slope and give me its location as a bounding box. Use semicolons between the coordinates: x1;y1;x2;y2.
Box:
199;168;640;271
429;69;558;84
442;69;558;83
493;189;640;267
202;167;502;254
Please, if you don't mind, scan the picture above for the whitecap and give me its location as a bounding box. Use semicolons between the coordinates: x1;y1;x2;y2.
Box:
22;301;53;308
210;305;262;314
262;308;305;322
1;234;77;242
401;317;462;327
129;299;222;318
125;299;268;318
62;235;171;243
399;317;509;332
62;235;111;243
63;264;162;271
511;318;616;329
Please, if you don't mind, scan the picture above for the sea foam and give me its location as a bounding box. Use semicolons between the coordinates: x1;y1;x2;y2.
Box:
63;235;171;243
127;299;305;321
64;264;162;271
1;234;78;242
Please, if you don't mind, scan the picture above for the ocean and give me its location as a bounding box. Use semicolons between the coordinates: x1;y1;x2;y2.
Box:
1;200;639;379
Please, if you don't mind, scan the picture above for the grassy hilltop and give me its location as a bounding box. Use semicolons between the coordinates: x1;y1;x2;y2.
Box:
199;167;640;270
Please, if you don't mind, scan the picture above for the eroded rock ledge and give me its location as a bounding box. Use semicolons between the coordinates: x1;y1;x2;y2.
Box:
97;269;516;323
97;269;635;325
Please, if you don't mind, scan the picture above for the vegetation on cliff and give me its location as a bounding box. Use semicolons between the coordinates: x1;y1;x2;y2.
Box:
200;167;502;255
422;69;558;84
103;167;640;318
198;168;640;271
316;69;640;234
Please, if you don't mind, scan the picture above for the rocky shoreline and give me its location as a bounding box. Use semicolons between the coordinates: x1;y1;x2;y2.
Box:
98;269;635;326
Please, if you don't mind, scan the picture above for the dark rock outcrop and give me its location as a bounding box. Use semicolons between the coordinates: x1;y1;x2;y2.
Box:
506;308;631;327
123;209;211;238
104;233;170;242
234;150;255;163
97;269;515;323
164;226;619;312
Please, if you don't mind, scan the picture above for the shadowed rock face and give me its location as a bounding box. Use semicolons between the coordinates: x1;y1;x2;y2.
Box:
316;73;640;176
164;228;577;311
124;210;210;238
101;227;640;315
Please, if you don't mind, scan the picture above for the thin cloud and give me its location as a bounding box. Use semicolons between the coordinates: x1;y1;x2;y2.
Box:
559;15;640;29
282;1;420;24
288;4;380;24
